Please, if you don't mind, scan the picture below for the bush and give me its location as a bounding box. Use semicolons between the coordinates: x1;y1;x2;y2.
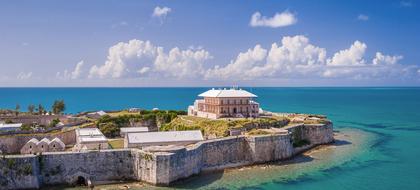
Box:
99;122;119;137
97;110;185;138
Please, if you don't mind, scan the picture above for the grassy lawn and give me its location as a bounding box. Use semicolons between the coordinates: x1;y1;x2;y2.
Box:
161;115;290;138
107;111;139;117
108;139;124;149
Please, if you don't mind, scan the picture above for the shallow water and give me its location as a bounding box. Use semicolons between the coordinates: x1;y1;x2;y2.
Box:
88;128;374;190
2;87;419;189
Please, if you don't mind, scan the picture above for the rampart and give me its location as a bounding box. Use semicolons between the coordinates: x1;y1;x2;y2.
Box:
0;123;333;189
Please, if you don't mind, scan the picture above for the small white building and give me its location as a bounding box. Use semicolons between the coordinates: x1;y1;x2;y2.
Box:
49;137;66;152
124;130;204;148
128;108;141;113
20;137;65;154
0;123;22;131
120;127;149;137
20;138;39;154
74;128;109;151
86;111;107;119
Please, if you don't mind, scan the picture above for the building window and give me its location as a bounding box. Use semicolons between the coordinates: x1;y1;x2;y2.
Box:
29;145;32;149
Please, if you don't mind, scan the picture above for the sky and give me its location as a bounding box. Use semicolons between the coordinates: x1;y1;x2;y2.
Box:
0;0;419;87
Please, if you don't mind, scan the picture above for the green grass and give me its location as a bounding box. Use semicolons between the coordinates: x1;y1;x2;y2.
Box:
108;139;124;149
161;115;290;137
246;129;272;136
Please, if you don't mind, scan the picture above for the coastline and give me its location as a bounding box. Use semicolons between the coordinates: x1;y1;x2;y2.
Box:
64;128;370;190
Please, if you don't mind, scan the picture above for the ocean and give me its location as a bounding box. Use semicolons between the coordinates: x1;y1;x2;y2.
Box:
1;87;420;189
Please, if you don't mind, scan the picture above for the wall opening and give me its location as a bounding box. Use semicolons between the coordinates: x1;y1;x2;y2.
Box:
76;176;87;186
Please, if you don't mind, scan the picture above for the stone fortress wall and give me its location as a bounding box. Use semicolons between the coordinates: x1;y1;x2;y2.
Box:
0;123;333;189
0;130;76;154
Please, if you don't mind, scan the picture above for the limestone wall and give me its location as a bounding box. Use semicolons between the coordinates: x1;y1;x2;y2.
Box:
0;155;40;189
0;123;333;189
39;150;135;185
0;130;76;154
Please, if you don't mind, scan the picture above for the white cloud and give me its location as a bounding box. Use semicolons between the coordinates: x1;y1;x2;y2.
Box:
154;47;211;78
57;60;85;79
138;67;150;75
17;72;32;80
89;39;212;79
357;14;369;21
206;45;268;80
327;41;367;66
373;52;403;65
250;11;297;28
206;35;326;80
152;6;171;18
206;35;418;81
87;35;418;84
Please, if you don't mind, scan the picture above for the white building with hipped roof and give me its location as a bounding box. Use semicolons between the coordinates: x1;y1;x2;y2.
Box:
188;88;260;119
74;128;109;151
124;130;204;148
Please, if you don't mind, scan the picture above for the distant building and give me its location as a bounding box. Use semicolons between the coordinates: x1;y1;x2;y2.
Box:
128;108;141;113
120;127;149;137
74;128;109;151
20;137;65;154
0;123;22;132
124;130;204;148
188;88;260;119
86;111;107;119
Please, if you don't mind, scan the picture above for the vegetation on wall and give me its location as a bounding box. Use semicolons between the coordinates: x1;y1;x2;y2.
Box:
96;110;186;138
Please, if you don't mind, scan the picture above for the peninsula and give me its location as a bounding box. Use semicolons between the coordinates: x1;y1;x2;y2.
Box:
0;88;334;189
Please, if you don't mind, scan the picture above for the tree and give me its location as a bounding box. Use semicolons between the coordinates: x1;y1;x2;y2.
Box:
28;104;35;114
48;118;60;128
99;122;119;138
38;104;44;115
52;100;65;115
15;104;20;116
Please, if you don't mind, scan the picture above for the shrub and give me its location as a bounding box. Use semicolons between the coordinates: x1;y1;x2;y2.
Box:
99;122;119;138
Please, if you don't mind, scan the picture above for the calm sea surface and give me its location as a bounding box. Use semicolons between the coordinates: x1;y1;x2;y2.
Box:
1;87;420;189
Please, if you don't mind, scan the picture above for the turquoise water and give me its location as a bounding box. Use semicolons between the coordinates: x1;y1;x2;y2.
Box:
1;87;420;189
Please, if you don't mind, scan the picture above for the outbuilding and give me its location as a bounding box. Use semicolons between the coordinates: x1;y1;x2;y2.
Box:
0;123;22;132
124;130;204;148
49;137;66;151
20;138;39;154
119;127;149;137
74;128;109;151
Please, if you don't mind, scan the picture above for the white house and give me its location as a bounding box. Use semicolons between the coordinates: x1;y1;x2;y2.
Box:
124;130;204;148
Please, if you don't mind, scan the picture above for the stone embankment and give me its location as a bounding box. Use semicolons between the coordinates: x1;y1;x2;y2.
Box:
0;123;333;189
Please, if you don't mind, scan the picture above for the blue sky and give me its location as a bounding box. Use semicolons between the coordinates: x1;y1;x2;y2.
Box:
0;0;419;87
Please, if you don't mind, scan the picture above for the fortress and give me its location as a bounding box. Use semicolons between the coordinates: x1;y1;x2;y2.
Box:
0;123;333;189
